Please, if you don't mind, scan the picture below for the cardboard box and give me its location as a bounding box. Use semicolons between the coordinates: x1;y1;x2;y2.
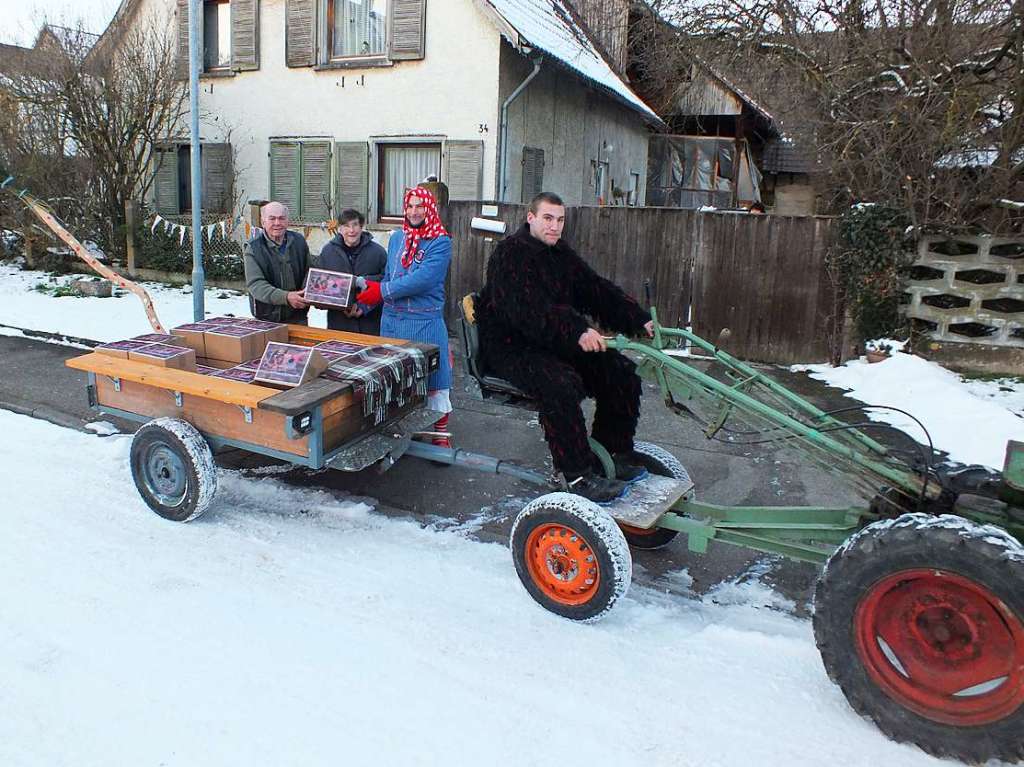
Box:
171;322;217;357
128;343;197;371
195;364;218;375
304;268;355;310
203;315;245;325
196;357;236;369
235;318;290;344
203;325;268;364
132;333;188;347
211;366;257;383
235;358;262;371
253;342;329;388
96;339;157;359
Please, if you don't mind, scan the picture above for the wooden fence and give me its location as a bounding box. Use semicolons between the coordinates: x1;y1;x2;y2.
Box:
445;202;842;364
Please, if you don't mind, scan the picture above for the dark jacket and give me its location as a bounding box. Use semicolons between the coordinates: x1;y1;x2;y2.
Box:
243;230;313;324
477;224;650;362
318;230;388;334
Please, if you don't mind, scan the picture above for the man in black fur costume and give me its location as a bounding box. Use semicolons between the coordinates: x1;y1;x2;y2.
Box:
476;192;654;503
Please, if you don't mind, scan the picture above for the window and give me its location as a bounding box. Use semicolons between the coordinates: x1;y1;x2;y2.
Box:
203;0;231;70
330;0;387;59
153;143;233;215
377;143;440;219
270;141;333;222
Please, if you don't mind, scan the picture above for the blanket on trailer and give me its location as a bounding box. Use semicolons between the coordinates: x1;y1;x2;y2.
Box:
323;344;428;424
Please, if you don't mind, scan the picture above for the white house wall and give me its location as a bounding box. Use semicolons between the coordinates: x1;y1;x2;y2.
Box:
498;42;649;207
127;0;502;249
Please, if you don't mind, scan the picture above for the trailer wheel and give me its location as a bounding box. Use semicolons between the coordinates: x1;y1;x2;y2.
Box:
511;492;632;622
618;441;693;550
130;418;217;523
814;513;1024;763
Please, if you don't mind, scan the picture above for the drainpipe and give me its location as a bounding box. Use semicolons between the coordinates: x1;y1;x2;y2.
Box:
498;54;543;203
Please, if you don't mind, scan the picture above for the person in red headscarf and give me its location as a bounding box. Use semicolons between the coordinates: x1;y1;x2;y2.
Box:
356;187;454;447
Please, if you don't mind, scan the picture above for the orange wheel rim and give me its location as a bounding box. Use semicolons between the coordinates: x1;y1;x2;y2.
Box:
524;523;600;605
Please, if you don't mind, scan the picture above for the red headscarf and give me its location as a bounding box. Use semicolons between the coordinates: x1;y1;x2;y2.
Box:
400;186;449;268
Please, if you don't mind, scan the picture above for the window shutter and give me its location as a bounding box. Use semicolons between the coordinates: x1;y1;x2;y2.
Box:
153;148;180;215
285;0;316;67
231;0;260;71
443;140;483;201
175;0;189;80
334;141;369;217
300;141;332;221
521;146;545;202
270;142;301;218
388;0;426;61
201;143;233;213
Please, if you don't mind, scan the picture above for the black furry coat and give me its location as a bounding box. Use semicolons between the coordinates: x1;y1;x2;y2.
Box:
477;224;650;362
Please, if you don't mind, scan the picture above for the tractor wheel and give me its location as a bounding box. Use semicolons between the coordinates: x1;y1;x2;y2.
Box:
618;441;693;550
130;418;217;523
511;492;632;622
814;513;1024;763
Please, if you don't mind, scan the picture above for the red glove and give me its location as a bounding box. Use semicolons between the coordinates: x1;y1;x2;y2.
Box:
357;280;382;306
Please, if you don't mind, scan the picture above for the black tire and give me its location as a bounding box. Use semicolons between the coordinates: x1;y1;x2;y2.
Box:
619;441;693;550
814;513;1024;763
511;492;632;622
130;418;217;522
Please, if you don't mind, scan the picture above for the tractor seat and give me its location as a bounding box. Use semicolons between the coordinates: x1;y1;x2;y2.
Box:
459;293;537;404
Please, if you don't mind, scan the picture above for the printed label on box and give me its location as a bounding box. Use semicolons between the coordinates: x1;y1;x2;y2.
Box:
304;268;354;309
131;343;191;360
98;339;155;353
212;367;257;383
254;342;326;387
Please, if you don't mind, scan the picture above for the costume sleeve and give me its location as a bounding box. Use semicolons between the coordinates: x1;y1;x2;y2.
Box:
484;241;590;355
243;242;288;306
381;237;452;301
568;252;650;334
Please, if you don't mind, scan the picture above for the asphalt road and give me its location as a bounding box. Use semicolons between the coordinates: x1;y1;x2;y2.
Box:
0;331;875;611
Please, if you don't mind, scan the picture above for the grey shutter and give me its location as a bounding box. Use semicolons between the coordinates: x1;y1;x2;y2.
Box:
521;146;545;202
286;0;316;67
270;141;301;218
201;143;233;213
231;0;260;71
175;0;189;79
153;148;180;215
388;0;426;61
334;141;369;216
444;140;483;200
300;141;332;221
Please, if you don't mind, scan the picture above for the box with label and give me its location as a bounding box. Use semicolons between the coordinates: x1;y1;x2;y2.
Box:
127;343;197;371
253;342;329;388
195;364;218;375
211;366;257;383
132;333;188;347
303;268;355;310
196;357;235;369
203;325;268;364
203;315;244;325
96;339;157;359
234;318;290;343
171;322;217;357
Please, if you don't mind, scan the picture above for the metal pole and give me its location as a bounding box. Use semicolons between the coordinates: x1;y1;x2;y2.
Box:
498;55;542;202
188;0;205;321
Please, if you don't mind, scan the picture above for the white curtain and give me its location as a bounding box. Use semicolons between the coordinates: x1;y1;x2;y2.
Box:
333;0;387;58
383;146;440;217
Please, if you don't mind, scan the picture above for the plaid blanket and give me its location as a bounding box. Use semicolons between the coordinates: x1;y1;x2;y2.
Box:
323;344;427;424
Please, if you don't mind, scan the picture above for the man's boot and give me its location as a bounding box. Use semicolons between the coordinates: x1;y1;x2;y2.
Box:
565;471;627;504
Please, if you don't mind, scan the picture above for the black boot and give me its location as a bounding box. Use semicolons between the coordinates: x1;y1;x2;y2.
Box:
611;452;648;483
565;471;627;504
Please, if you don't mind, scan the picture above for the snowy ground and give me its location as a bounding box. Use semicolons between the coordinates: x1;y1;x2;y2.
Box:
0;410;962;767
796;341;1024;470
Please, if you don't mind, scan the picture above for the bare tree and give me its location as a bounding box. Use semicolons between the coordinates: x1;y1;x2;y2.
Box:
632;0;1024;230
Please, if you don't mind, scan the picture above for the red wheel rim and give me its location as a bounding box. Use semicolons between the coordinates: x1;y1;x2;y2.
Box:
524;523;600;606
854;568;1024;726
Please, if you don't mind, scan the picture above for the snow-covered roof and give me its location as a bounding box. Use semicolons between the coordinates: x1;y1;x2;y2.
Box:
481;0;663;125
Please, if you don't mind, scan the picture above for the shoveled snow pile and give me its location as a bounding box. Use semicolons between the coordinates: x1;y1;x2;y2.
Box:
0;410;955;766
796;345;1024;469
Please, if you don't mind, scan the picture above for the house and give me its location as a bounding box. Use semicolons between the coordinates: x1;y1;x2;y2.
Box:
98;0;661;246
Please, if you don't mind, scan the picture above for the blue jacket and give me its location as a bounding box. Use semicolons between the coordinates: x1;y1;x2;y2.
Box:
382;232;452;314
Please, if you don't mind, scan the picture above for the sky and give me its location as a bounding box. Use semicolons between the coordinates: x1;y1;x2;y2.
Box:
0;0;120;46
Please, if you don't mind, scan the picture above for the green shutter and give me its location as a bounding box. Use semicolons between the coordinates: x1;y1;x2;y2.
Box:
300;141;332;221
286;0;316;67
201;143;233;213
231;0;260;71
153;148;180;215
388;0;426;61
175;0;189;80
444;140;483;200
334;141;369;217
270;141;301;218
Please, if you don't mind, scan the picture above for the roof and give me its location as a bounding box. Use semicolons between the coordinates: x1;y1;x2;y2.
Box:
480;0;663;125
763;137;815;173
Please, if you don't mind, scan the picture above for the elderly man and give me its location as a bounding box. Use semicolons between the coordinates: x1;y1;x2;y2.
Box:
475;192;654;503
243;201;313;324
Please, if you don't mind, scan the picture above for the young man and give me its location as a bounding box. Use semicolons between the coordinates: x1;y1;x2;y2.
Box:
318;208;388;335
243;201;313;324
475;192;654;503
355;187;454;447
